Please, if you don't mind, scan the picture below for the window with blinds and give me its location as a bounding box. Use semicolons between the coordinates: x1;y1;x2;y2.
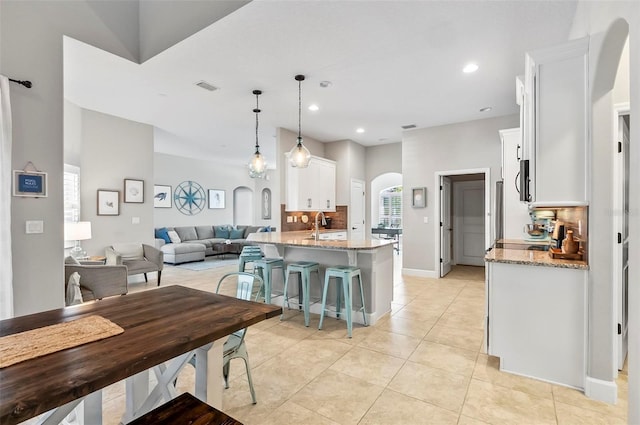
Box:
64;165;80;248
378;186;402;228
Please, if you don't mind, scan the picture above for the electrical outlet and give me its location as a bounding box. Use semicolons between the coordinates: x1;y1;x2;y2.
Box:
287;216;293;223
26;220;44;234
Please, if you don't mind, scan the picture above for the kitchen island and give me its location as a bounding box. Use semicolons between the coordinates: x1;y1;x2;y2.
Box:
247;231;395;325
485;240;588;390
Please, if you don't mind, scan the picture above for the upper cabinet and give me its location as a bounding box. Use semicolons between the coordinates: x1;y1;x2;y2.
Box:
286;155;336;212
521;37;589;204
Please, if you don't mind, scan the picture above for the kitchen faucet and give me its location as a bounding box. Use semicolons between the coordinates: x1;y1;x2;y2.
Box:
314;211;327;240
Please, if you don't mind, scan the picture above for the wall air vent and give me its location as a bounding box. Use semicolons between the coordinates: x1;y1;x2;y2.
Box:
195;81;219;92
401;124;417;130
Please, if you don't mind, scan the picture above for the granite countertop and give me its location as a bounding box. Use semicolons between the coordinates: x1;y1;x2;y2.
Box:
247;231;395;250
485;239;588;270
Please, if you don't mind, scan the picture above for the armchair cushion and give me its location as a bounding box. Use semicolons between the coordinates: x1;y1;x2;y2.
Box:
195;225;214;239
112;243;144;261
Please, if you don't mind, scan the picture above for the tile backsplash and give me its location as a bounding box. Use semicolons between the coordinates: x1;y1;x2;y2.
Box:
280;205;348;232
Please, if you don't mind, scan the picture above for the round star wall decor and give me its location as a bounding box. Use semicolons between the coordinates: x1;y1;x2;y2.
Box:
174;181;206;215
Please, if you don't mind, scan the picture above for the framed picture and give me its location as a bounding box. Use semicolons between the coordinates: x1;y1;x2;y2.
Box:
261;188;272;219
124;179;144;203
154;185;172;208
13;170;48;197
97;190;120;215
412;187;426;208
208;189;225;209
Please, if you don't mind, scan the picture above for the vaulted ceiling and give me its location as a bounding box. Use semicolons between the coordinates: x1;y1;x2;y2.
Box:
64;0;577;167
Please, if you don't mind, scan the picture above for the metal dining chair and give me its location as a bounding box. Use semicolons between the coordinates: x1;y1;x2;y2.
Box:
185;272;264;404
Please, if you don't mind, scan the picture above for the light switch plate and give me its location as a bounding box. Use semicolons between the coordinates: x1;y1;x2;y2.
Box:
423;217;429;223
26;220;44;234
132;217;140;224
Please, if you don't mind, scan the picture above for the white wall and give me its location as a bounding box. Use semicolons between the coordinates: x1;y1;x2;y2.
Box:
365;143;402;235
325;139;366;206
401;114;518;273
154;152;276;228
81;109;155;255
1;0;140;315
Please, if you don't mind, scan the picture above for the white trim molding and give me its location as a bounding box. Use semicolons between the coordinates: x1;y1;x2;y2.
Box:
402;268;438;279
585;376;617;404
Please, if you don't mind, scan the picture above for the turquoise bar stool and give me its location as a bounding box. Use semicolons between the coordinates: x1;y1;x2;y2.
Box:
238;246;263;272
253;257;285;304
281;261;320;327
318;265;367;338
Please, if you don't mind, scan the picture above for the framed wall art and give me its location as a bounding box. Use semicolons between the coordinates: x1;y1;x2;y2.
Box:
153;185;172;208
13;170;48;197
208;189;225;209
411;187;426;208
261;188;272;219
124;179;144;203
97;190;120;215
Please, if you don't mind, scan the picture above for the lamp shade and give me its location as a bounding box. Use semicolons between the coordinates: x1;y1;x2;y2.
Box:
64;221;92;241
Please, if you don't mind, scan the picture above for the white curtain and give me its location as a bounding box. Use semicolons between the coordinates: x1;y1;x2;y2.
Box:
0;75;14;319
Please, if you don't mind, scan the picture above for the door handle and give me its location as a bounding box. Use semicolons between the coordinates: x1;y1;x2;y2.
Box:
352;227;357;230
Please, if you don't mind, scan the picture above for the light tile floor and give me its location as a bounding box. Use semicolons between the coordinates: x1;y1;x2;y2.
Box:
99;256;628;425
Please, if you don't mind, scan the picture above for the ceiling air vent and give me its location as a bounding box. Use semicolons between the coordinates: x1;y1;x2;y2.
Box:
401;124;417;130
195;81;219;92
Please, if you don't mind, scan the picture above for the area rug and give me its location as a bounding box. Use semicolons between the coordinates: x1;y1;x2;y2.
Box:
174;258;239;271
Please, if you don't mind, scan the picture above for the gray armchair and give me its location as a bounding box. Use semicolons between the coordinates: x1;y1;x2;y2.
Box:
64;263;128;302
106;243;164;285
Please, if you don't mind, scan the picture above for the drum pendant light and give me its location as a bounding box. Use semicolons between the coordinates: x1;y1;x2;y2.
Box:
248;90;267;178
288;74;311;168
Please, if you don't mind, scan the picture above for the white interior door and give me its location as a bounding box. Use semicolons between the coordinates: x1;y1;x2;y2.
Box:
440;176;452;276
453;180;485;266
616;114;630;370
350;179;365;241
233;187;253;225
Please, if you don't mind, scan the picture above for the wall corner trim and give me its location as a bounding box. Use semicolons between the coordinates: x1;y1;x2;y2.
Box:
584;376;618;404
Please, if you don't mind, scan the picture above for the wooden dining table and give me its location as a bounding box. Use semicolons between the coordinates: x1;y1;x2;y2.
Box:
0;285;281;424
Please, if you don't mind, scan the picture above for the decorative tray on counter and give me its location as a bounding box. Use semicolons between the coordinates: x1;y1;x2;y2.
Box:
548;248;584;261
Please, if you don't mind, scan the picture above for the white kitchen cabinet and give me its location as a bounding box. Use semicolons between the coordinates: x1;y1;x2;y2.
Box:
522;37;589;203
285;155;336;212
486;261;587;389
500;128;530;239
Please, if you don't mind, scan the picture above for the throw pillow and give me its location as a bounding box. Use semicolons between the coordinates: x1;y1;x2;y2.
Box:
155;227;171;244
167;230;181;244
214;225;230;239
66;272;84;306
64;255;80;265
259;226;272;232
229;229;244;239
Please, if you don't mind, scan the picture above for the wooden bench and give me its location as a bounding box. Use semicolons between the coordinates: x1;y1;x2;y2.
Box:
128;392;243;425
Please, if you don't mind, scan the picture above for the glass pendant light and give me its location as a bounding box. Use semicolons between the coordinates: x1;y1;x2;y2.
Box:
288;74;311;168
248;89;267;178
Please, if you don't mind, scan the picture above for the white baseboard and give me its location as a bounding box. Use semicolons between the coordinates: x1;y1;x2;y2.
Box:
585;376;617;404
402;268;438;278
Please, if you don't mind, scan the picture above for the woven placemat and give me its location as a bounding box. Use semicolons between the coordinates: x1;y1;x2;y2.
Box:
0;315;124;368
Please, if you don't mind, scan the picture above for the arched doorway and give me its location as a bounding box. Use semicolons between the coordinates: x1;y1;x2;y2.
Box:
233;186;253;225
370;172;402;230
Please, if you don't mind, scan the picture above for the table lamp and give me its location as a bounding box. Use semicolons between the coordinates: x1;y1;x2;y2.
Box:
64;221;92;259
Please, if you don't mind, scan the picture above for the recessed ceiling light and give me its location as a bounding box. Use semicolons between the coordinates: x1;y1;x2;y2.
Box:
319;81;332;88
401;124;416;130
308;104;319;111
356;128;365;134
479;106;492;112
463;63;479;73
